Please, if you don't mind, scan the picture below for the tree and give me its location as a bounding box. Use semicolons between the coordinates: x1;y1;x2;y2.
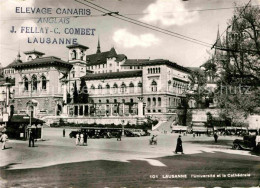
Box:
79;78;89;103
215;4;260;120
73;81;78;104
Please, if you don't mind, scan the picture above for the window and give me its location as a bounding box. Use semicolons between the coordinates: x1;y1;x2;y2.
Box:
24;77;29;91
122;99;125;103
147;98;151;106
98;84;102;94
113;83;118;94
151;80;157;92
41;75;47;90
121;82;126;93
72;50;77;60
106;99;109;103
106;84;110;94
114;99;117;103
153;97;156;106
32;75;37;91
158;97;161;106
129;82;134;93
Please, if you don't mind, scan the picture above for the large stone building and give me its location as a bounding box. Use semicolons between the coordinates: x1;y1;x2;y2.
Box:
2;41;191;124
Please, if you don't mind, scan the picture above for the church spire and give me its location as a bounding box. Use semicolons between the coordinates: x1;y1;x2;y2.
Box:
215;25;222;49
215;25;222;58
96;37;101;54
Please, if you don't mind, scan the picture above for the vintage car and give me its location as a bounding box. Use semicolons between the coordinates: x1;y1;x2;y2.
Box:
232;135;257;151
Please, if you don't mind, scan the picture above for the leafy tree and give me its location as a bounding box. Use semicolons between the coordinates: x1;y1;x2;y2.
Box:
215;4;260;121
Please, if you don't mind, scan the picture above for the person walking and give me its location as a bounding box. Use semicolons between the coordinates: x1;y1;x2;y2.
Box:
63;129;66;137
28;129;35;147
80;132;84;146
175;135;184;154
214;132;218;143
83;131;88;146
76;133;79;146
117;131;122;141
0;132;8;150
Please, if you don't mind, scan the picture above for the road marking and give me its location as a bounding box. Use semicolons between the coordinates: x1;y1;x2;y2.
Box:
143;159;166;167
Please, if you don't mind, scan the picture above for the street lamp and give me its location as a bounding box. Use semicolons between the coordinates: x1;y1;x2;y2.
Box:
121;119;125;136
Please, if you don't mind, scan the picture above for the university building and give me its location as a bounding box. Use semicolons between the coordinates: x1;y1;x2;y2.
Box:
2;40;191;124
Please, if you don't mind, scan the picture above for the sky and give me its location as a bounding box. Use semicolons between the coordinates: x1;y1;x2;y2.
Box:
0;0;259;68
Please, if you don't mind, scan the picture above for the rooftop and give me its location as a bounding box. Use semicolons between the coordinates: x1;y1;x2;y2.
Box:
10;56;73;69
122;59;149;66
66;44;89;49
82;70;142;80
141;59;191;73
24;50;45;55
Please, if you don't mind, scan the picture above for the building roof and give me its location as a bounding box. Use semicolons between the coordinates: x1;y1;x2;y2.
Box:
9;115;45;124
24;50;45;55
86;47;126;66
82;70;142;80
66;44;89;49
10;56;73;69
141;59;191;73
122;59;149;66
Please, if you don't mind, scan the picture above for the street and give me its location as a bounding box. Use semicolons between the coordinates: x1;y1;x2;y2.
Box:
0;128;259;187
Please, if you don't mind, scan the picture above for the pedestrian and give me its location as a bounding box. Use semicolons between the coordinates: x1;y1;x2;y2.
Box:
76;133;79;146
80;132;84;146
175;135;184;154
0;132;8;150
63;129;65;137
83;131;88;146
28;129;35;147
214;132;218;143
117;131;122;141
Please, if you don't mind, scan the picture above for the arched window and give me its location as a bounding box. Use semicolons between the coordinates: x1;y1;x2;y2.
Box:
32;75;37;91
72;50;77;60
113;83;118;94
98;84;102;94
80;50;84;60
106;84;110;94
122;99;125;103
147;98;151;106
28;56;32;61
41;75;47;90
130;98;134;103
151;80;157;92
158;97;161;106
121;82;126;93
153;97;156;106
106;99;109;103
91;84;95;89
24;77;29;91
158;68;161;73
129;82;134;93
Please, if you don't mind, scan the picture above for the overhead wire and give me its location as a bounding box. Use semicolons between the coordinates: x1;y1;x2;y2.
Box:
75;0;212;47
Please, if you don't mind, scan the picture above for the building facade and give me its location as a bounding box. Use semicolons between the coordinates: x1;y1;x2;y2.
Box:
3;41;191;123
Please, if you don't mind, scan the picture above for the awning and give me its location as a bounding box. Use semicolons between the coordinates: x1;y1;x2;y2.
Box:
192;122;205;126
9;115;45;124
192;127;208;132
172;126;187;131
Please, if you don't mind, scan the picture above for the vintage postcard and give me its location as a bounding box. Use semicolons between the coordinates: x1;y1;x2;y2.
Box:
0;0;259;187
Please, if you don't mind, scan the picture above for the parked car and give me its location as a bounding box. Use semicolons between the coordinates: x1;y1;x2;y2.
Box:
124;130;137;137
233;135;257;151
69;130;79;138
131;129;146;136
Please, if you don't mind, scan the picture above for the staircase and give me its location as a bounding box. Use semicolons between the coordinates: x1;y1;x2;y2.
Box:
153;115;176;133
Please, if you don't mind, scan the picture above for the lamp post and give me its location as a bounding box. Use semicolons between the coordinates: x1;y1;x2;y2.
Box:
121;119;125;136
